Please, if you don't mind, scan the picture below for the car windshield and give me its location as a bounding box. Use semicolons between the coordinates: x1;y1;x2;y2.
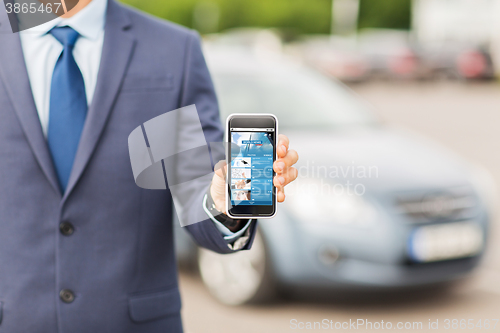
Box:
212;67;377;129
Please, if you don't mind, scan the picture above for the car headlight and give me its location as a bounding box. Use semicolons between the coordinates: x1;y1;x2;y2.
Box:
285;177;378;228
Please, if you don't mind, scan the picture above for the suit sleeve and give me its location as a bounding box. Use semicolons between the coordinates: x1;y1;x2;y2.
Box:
176;31;257;254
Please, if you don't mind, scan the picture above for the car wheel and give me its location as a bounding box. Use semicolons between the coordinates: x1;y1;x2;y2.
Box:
198;229;275;305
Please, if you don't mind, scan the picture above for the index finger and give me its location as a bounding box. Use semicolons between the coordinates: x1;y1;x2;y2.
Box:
278;134;289;150
277;134;289;158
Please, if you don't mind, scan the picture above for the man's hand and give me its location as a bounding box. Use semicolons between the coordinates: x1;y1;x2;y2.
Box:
210;134;299;213
210;160;228;213
273;134;299;202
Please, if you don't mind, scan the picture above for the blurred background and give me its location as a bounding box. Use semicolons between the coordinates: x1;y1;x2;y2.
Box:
121;0;500;332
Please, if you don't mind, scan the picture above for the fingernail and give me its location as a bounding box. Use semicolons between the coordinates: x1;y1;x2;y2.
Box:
277;162;285;171
281;145;287;153
278;176;285;185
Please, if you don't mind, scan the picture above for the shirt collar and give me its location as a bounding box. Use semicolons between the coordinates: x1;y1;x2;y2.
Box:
21;0;107;40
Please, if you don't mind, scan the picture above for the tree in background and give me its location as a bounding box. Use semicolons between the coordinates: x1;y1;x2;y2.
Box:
120;0;411;34
121;0;331;34
358;0;411;30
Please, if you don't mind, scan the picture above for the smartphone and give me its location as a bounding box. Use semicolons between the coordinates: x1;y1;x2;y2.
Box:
226;114;278;219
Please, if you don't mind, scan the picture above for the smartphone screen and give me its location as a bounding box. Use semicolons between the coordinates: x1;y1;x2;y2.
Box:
227;115;277;218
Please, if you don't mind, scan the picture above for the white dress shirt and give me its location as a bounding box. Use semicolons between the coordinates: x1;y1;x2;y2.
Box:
19;0;107;137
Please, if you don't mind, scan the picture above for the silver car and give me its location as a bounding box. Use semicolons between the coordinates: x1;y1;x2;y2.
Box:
175;47;493;305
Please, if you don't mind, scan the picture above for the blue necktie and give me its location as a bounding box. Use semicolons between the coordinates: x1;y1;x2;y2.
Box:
47;27;88;192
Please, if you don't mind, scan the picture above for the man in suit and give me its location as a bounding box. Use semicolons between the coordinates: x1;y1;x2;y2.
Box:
0;0;299;332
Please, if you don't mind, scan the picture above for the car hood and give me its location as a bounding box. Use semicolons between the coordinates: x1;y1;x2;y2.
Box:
287;126;475;194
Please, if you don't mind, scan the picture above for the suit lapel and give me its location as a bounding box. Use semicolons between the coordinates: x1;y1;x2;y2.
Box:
0;20;61;195
63;0;136;200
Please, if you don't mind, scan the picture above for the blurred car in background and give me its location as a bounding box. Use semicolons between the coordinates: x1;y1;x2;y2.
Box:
357;29;426;80
412;0;499;79
419;41;495;80
287;30;424;82
174;45;494;305
205;28;497;83
287;35;370;83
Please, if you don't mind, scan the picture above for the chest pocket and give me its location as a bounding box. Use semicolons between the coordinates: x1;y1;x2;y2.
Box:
121;74;174;93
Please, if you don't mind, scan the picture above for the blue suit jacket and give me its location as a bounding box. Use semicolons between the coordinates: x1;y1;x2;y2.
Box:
0;1;256;332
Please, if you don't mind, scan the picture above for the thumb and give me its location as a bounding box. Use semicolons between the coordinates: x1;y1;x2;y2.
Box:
214;160;227;181
211;160;227;213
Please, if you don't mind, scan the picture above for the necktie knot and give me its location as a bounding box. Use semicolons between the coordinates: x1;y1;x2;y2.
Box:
50;26;80;48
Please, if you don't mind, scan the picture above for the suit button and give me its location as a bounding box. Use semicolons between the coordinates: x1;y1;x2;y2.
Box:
59;222;74;236
59;289;75;303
